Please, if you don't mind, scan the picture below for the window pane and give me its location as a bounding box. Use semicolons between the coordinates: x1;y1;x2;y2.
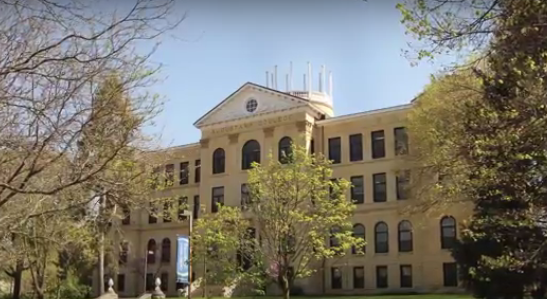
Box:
397;170;410;200
376;266;388;288
193;195;200;220
373;173;387;202
160;272;168;291
165;164;174;185
117;274;125;292
371;130;385;159
195;159;201;183
331;267;342;289
179;162;189;185
394;127;409;155
212;187;224;213
351;176;364;204
328;137;341;164
213;148;225;174
349;134;363;162
443;263;458;287
400;265;413;288
353;266;365;289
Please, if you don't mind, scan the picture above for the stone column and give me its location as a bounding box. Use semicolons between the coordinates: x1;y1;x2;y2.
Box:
151;277;165;299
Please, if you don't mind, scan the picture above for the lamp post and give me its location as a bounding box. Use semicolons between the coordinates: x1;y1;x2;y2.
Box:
180;210;193;299
143;250;154;293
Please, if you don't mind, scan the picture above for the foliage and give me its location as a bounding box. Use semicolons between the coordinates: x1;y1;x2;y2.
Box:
396;0;501;64
0;0;183;298
402;1;547;298
247;143;364;299
406;68;483;212
191;205;256;298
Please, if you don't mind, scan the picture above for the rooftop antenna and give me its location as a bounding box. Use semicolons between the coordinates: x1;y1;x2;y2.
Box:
307;62;312;98
274;65;278;90
329;71;333;97
265;71;269;88
289;61;293;90
270;72;274;88
320;65;326;93
303;73;307;91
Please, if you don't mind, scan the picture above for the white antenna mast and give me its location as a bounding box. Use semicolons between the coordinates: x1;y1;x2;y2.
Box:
321;65;326;93
329;71;333;97
274;65;278;89
303;74;307;91
270;72;274;88
289;61;293;90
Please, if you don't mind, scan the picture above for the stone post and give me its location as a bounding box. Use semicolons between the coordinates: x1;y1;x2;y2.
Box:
106;278;116;294
151;277;165;299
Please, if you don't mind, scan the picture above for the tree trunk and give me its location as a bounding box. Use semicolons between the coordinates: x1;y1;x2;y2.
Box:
278;274;290;299
99;232;105;294
11;263;23;299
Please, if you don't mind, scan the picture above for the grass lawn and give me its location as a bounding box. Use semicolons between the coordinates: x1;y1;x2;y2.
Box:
174;295;472;299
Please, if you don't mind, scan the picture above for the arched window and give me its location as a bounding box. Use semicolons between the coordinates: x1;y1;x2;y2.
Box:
147;239;156;264
374;222;389;253
329;226;342;254
161;238;171;263
441;216;457;249
278;137;293;164
119;241;129;264
398;220;413;252
242;140;260;170
212;148;225;174
352;224;366;254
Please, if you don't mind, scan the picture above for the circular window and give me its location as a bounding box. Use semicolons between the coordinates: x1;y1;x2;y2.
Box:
245;99;258;113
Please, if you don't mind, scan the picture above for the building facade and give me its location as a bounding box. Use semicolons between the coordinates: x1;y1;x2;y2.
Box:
98;78;467;297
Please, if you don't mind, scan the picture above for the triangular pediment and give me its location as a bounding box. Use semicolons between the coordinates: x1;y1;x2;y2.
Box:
194;82;311;128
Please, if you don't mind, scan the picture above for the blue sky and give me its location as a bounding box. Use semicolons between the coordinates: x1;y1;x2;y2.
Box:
145;0;454;147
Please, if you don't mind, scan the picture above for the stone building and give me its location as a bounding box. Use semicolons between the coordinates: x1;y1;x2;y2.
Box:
96;66;466;297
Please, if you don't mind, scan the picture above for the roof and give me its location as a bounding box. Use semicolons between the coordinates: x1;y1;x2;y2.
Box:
193;82;311;128
316;104;412;125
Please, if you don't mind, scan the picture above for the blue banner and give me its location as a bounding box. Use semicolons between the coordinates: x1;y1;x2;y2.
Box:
177;236;189;283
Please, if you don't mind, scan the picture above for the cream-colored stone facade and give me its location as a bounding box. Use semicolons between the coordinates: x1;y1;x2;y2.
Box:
96;82;467;297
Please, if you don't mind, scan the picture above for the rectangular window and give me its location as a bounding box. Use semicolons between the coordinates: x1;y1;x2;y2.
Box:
371;130;385;159
331;267;342;289
241;183;250;210
117;274;125;292
179;162;189;185
310;139;315;156
160;272;168;292
163;200;172;223
146;273;154;291
353;266;365;289
350;176;364;204
397;170;411;200
400;265;413;288
328;137;341;164
394;127;409;155
373;173;387;202
443;263;458;287
195;160;201;183
376;265;388;288
148;202;157;224
349;134;363;162
178;197;188;221
193;195;200;220
165;164;174;185
121;207;130;225
212;187;224;213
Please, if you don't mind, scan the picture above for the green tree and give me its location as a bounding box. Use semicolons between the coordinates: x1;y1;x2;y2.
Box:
401;1;547;298
247;143;364;299
191;205;254;298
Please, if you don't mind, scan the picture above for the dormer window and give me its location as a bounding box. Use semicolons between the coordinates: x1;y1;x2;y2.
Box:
245;99;258;113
